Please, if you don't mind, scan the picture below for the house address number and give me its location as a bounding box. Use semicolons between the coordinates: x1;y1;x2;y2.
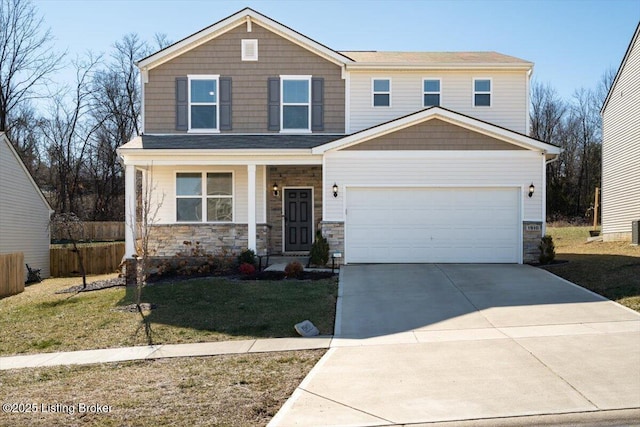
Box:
525;224;542;232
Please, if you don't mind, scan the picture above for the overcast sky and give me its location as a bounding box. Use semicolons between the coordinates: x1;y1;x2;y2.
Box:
34;0;640;101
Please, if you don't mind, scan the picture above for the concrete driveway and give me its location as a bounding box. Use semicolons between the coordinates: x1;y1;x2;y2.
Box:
270;264;640;426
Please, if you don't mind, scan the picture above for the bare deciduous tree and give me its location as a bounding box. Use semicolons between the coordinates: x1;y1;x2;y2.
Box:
129;164;164;344
42;54;104;215
0;0;63;133
50;212;88;288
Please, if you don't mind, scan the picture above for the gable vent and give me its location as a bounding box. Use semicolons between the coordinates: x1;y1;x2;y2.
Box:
242;39;258;61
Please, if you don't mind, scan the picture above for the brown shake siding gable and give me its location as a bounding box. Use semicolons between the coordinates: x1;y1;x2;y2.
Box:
345;119;525;150
144;23;345;133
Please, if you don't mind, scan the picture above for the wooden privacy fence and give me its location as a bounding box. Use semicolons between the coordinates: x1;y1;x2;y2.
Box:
0;252;25;298
50;243;125;277
51;222;125;242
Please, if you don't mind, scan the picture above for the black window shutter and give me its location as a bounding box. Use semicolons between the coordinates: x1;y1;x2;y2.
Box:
267;77;280;131
311;77;324;131
175;77;188;131
219;77;232;131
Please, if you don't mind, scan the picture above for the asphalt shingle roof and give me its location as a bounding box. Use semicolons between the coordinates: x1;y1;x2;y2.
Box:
141;134;345;150
340;51;532;65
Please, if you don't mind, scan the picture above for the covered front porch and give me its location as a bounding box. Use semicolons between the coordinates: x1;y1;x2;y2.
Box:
121;155;328;261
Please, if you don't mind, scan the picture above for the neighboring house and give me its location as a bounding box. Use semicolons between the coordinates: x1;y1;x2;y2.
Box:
0;133;53;279
601;22;640;242
118;8;560;265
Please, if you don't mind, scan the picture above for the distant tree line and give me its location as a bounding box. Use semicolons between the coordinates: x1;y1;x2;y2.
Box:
529;70;615;223
0;0;169;221
1;0;617;224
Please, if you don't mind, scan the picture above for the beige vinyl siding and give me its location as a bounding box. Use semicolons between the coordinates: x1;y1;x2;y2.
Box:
348;70;528;134
145;22;345;133
149;165;266;225
0;137;51;279
602;30;640;239
324;151;542;221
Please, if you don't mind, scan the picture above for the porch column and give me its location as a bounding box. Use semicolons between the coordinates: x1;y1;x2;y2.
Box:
124;164;137;258
247;164;257;252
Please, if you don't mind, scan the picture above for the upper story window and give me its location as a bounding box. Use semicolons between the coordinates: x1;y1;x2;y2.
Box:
423;79;441;107
372;78;391;107
188;75;219;131
281;75;311;132
473;78;491;107
176;172;233;222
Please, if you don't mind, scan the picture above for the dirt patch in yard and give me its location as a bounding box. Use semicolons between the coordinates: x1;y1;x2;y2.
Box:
0;350;323;426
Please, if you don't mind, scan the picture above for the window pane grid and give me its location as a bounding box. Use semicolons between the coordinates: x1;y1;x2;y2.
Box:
423;79;441;107
373;79;390;107
189;77;218;130
473;79;491;107
282;77;310;130
176;172;233;222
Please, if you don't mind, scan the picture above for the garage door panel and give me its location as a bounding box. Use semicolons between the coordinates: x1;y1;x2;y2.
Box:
346;187;520;263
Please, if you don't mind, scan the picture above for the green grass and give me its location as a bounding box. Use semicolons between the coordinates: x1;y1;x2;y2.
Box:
121;277;338;344
0;275;338;356
544;226;640;312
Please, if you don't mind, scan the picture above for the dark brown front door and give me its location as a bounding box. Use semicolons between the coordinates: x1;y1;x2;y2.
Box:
284;189;312;252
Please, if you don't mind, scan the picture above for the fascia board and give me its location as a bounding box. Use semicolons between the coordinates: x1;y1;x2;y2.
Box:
345;63;533;71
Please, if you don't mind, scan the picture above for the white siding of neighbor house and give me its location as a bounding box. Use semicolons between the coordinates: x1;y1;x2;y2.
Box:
149;165;266;225
602;27;640;240
323;151;543;222
347;70;529;134
0;136;51;279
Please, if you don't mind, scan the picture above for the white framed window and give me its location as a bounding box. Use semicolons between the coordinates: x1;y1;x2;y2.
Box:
473;78;492;107
372;78;391;107
280;75;311;132
188;75;219;132
176;172;233;222
423;78;441;107
242;39;258;61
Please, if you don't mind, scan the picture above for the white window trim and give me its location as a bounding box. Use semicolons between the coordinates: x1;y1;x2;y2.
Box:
175;171;234;223
473;77;492;108
187;74;220;133
372;77;391;107
422;78;442;107
280;75;312;133
241;39;258;61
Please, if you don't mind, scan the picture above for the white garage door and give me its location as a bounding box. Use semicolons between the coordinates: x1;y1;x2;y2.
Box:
345;187;520;263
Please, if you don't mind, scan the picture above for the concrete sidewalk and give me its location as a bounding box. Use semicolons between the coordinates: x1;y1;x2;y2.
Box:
0;336;332;370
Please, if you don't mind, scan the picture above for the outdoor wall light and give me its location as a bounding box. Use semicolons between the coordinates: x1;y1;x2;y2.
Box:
272;183;279;197
528;183;535;198
332;183;339;198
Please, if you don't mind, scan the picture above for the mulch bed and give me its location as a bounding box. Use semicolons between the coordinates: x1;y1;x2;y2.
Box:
55;277;126;294
55;269;336;294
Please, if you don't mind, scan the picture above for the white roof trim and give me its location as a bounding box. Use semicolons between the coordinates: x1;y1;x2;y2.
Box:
311;107;561;155
1;133;53;213
601;22;640;114
137;8;353;71
345;63;533;71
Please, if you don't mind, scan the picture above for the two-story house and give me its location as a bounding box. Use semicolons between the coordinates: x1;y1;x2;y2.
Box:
118;8;560;267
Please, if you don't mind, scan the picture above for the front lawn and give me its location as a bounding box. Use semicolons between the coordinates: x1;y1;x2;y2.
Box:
0;274;338;356
0;350;323;426
543;226;640;312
